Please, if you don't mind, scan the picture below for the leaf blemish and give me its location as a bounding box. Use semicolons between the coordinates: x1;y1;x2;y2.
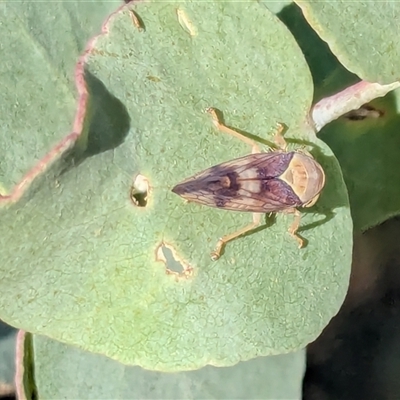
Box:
146;75;161;83
176;8;197;37
129;9;145;31
130;174;149;207
155;242;194;280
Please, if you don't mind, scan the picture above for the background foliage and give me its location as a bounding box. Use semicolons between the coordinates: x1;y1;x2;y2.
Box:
1;0;399;398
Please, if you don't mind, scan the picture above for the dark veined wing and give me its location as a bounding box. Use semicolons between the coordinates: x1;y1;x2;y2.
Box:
194;152;292;180
216;177;302;212
172;152;303;213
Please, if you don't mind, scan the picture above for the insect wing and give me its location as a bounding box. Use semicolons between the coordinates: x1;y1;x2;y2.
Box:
172;152;303;213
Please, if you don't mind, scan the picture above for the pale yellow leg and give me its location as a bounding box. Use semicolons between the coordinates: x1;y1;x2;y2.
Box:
285;208;304;248
211;213;262;261
273;123;287;151
206;107;261;154
206;107;287;154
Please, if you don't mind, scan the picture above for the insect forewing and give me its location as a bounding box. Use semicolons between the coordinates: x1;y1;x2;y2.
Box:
172;152;304;213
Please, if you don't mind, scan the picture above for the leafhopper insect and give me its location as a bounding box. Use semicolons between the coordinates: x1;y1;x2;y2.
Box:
172;108;325;260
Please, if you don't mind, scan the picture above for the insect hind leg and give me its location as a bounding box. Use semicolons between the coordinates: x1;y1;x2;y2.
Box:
284;208;304;248
206;107;261;154
211;213;262;261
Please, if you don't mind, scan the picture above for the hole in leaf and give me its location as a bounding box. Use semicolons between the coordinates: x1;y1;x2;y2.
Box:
130;174;149;207
155;242;193;279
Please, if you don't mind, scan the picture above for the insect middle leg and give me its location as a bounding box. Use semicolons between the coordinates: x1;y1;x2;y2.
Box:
206;107;261;154
211;213;262;261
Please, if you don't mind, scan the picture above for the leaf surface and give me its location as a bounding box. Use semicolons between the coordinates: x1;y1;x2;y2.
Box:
0;1;120;193
297;0;400;83
0;1;352;370
33;335;305;399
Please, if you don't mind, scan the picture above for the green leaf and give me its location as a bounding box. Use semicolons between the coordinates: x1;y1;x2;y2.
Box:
296;0;400;84
0;1;352;370
0;0;123;193
279;4;400;231
0;322;16;396
33;335;305;399
15;332;37;400
319;89;400;231
261;0;293;14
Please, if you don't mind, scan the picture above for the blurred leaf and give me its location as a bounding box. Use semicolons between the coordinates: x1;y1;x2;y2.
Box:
0;321;16;394
319;90;400;231
312;81;400;131
296;0;400;84
0;1;352;370
34;335;305;399
260;0;293;14
15;331;37;400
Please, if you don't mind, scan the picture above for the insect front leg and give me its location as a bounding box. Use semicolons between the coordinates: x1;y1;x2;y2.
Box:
211;213;262;261
206;107;261;154
272;123;287;151
284;208;304;248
